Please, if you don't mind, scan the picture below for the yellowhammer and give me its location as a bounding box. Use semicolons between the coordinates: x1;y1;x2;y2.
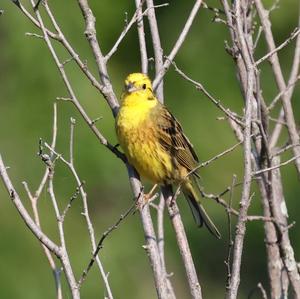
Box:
116;73;220;239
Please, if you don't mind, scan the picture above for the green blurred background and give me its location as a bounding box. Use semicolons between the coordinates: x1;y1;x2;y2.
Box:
0;0;299;298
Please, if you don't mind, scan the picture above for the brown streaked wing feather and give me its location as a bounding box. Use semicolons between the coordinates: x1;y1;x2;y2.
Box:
154;104;199;175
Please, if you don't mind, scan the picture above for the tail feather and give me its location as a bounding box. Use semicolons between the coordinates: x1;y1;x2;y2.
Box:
183;184;221;239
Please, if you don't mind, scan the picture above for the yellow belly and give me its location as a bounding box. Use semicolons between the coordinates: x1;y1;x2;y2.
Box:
116;111;173;183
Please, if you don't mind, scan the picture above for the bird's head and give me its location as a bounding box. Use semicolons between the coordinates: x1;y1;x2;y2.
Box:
124;73;153;97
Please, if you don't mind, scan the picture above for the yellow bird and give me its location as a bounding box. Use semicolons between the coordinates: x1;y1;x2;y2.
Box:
116;73;220;239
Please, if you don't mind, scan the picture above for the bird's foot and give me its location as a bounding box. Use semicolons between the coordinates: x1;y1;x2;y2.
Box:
135;184;158;210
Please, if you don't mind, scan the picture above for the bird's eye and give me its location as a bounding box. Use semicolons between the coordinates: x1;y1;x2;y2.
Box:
142;84;147;90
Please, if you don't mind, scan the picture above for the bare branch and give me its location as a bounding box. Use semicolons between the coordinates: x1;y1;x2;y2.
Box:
257;282;268;299
254;0;300;178
268;74;300;111
253;154;300;175
0;155;61;257
255;27;300;65
46;152;79;298
189;138;244;176
162;186;203;299
225;175;236;289
225;1;255;298
135;0;148;74
105;0;145;61
269;156;300;296
270;23;300;147
60;182;84;222
44;123;114;298
170;60;244;127
78;202;136;287
22;103;62;299
146;0;165;100
271;142;300;158
77;0;119;114
152;0;202;92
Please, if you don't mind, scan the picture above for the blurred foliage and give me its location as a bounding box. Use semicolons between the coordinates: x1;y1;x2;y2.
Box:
0;0;299;298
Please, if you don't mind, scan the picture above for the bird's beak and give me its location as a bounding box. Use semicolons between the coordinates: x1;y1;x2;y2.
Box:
125;82;138;93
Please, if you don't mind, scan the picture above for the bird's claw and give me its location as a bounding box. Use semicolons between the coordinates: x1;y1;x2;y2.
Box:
135;184;159;211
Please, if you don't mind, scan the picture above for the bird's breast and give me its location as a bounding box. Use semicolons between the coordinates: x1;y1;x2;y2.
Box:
116;108;173;183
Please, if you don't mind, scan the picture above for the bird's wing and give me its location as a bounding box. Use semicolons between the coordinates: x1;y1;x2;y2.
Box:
154;104;199;174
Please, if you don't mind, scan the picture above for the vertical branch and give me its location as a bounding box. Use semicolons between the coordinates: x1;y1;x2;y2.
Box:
221;0;300;297
225;175;237;289
254;0;300;178
269;156;300;297
156;193;176;299
135;0;148;74
162;187;202;299
255;174;283;299
157;194;166;271
146;0;164;100
127;168;174;299
226;79;253;298
133;2;176;296
69;117;75;165
146;1;206;298
269;156;289;297
47;160;80;299
147;1;229;298
225;1;254;298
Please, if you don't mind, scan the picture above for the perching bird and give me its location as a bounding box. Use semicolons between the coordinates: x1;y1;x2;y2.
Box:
116;73;220;239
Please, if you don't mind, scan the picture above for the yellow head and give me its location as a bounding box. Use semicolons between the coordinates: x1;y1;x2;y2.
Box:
118;73;158;128
123;73;154;98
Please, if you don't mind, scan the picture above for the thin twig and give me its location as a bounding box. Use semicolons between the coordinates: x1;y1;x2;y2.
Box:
225;175;236;289
104;0;146;61
0;155;61;257
253;154;300;175
267;74;300;111
105;2;169;62
189;138;244;176
225;1;255;298
152;0;203;93
257;282;268;299
271;142;300;158
25;32;44;39
170;60;244;127
60;182;84;222
255;27;300;65
78;202;137;287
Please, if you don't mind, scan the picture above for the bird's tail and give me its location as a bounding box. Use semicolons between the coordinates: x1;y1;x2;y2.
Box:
183;181;221;239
